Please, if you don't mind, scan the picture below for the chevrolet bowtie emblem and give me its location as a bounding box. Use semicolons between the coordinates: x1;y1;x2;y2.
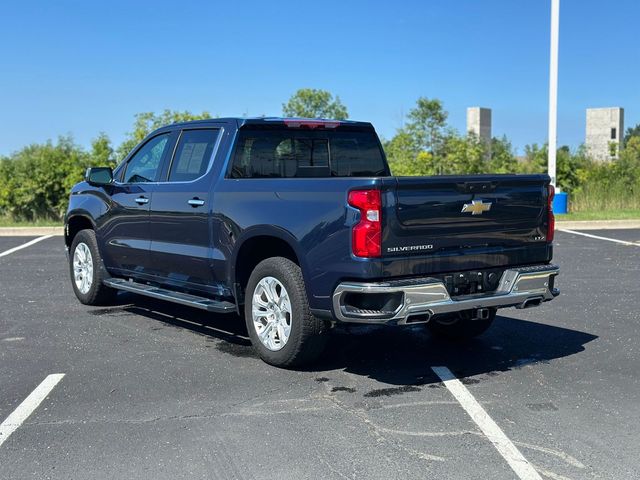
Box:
461;199;492;215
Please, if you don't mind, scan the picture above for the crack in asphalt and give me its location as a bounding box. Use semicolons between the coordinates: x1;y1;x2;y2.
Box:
316;378;447;464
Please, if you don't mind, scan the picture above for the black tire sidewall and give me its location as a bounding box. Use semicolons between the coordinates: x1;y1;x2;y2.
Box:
69;229;110;305
244;257;313;367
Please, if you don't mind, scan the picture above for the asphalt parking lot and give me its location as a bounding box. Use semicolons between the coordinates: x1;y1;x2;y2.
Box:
1;230;639;479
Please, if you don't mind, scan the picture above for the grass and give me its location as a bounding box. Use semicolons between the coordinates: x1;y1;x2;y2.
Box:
555;209;640;221
0;217;62;227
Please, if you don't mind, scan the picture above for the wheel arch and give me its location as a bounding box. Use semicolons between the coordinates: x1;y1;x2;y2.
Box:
230;226;309;308
65;213;96;248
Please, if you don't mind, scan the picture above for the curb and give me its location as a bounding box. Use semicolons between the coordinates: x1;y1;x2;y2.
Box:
0;227;64;237
555;219;640;230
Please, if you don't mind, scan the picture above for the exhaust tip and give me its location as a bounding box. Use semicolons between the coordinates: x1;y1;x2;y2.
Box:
518;297;543;309
406;310;433;324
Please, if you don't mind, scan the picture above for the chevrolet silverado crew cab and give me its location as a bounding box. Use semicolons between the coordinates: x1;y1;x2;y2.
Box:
65;117;559;367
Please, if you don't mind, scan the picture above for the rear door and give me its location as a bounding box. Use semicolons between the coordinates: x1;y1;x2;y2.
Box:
147;126;226;294
382;175;551;256
101;132;175;276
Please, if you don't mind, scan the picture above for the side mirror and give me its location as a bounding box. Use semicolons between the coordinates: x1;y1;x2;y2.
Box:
85;167;113;186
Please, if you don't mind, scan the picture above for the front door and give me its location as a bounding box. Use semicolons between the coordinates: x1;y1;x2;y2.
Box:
100;132;174;277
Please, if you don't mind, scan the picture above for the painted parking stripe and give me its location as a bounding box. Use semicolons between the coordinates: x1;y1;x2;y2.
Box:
0;235;54;258
0;374;65;448
431;367;542;480
559;228;640;246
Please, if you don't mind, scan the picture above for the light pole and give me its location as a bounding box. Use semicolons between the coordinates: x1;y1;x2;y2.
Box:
548;0;560;187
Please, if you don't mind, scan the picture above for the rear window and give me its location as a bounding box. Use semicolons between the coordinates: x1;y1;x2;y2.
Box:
168;129;220;182
229;129;387;178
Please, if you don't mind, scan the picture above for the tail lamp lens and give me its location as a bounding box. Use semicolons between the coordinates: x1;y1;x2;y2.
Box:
547;185;555;242
348;189;382;258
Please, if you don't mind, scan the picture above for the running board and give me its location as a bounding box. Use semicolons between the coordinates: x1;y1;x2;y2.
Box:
103;278;236;314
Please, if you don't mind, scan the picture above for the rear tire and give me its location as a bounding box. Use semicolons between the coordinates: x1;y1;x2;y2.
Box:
427;308;496;340
69;229;116;306
244;257;326;368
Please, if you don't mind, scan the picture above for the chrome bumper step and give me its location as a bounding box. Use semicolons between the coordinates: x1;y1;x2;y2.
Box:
103;278;236;313
332;264;559;325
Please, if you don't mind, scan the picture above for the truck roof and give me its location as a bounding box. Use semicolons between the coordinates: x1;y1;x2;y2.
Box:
169;117;374;129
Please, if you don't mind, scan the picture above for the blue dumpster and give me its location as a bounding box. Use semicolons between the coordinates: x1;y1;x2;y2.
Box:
552;191;568;214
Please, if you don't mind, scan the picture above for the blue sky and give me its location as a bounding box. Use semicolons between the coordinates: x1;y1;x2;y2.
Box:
1;0;638;156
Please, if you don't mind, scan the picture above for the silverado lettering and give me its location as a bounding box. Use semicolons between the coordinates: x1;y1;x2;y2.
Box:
387;245;434;252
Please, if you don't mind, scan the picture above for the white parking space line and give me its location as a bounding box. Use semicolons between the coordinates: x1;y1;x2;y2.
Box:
431;367;542;480
0;374;65;448
0;235;54;258
559;228;640;246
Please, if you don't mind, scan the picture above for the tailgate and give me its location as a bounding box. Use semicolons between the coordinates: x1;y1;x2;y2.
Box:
382;174;551;256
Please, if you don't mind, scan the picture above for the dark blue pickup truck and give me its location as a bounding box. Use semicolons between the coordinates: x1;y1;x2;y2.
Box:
65;117;559;367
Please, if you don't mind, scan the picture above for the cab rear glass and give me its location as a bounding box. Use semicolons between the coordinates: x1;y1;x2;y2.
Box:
229;128;388;178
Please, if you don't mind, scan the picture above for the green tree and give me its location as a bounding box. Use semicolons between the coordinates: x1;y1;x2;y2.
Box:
518;143;589;193
0;136;90;220
521;144;548;173
488;136;517;173
117;109;211;160
615;136;640;188
384;99;519;176
384;130;414;167
405;97;448;155
384;129;435;176
90;132;116;167
282;88;348;119
441;134;485;175
0;157;15;216
623;123;640;147
556;146;585;194
0;133;119;221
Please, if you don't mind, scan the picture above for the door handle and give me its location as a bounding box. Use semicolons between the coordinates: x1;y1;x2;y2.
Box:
188;198;205;207
135;196;149;205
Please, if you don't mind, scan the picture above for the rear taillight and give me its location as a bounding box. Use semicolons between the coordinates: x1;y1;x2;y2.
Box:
348;189;382;258
547;185;555;242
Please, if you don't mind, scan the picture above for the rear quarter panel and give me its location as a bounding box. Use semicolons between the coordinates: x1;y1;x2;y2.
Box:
212;177;387;310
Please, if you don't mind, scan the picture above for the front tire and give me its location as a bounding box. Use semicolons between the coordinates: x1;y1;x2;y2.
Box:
244;257;326;368
69;229;116;305
427;308;496;340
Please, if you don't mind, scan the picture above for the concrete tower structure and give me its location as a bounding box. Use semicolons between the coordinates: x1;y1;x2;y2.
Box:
586;107;624;161
466;107;492;144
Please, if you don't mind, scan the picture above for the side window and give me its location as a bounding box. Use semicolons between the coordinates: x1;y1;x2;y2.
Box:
123;134;170;183
168;129;220;182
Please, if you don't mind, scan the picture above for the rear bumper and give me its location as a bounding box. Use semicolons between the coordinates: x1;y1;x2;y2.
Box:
332;264;559;325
